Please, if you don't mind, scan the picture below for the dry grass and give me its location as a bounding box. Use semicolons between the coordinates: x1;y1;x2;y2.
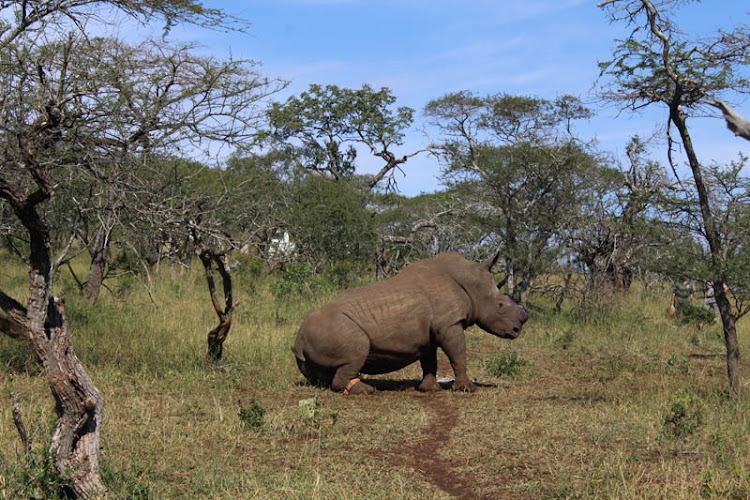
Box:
1;255;749;498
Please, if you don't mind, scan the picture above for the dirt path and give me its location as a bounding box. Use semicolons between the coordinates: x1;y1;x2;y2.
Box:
374;393;487;499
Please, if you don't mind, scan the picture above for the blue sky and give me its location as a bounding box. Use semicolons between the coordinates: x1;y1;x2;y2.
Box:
166;0;750;196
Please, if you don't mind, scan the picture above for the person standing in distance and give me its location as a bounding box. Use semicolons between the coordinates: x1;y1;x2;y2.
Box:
671;275;694;316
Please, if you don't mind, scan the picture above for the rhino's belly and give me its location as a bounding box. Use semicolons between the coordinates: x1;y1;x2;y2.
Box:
361;350;421;375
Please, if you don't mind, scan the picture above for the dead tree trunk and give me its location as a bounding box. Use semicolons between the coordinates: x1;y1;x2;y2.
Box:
11;394;31;455
0;198;107;498
198;250;240;361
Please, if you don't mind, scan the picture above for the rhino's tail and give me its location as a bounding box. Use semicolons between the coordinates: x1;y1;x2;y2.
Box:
291;340;333;387
290;346;305;363
291;343;311;380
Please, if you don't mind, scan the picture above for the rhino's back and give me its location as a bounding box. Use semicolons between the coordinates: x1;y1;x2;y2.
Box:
328;268;468;338
325;280;431;343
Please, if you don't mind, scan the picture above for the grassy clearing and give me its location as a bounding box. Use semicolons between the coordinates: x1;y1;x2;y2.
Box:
1;257;749;498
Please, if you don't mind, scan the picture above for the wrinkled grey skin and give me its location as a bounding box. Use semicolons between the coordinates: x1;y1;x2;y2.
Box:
292;252;528;394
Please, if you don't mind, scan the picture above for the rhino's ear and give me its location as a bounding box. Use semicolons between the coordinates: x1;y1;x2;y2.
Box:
482;250;502;271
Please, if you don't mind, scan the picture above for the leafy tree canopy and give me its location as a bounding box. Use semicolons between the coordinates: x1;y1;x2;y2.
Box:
287;176;376;271
263;84;418;190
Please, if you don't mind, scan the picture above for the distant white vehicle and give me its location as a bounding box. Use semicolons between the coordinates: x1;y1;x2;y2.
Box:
269;231;296;258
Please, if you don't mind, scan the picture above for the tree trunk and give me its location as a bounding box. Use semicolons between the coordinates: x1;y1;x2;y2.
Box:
41;298;107;498
671;105;741;395
708;99;748;391
555;255;574;313
516;277;530;307
506;260;515;298
206;315;232;361
85;226;111;304
198;250;240;361
0;204;107;498
715;283;740;391
85;248;107;303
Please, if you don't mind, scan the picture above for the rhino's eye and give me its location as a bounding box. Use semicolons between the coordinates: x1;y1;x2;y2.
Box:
498;302;504;308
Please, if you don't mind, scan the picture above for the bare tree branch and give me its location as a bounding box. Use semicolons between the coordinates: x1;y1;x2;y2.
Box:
11;393;31;455
709;100;750;141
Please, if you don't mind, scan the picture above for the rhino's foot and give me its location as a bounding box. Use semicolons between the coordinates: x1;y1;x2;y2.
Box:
343;378;376;395
452;378;476;393
417;374;442;392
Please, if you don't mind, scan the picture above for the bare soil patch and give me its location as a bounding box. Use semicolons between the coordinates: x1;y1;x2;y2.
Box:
369;391;525;500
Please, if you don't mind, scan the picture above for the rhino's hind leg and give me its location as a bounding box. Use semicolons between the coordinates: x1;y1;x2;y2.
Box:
417;345;441;392
292;350;335;388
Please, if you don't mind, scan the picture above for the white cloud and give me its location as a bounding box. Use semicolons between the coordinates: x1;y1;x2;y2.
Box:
423;36;528;66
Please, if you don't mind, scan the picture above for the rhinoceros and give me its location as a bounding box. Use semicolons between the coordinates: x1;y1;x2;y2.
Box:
291;251;528;394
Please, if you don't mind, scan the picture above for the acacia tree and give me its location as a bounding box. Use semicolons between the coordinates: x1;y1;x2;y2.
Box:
598;0;750;394
285;175;377;272
188;221;242;361
660;159;750;312
0;1;258;497
259;84;429;274
130;155;287;360
370;191;462;278
426;92;601;303
0;123;108;497
263;84;425;192
68;37;279;303
0;0;241;52
572;136;667;296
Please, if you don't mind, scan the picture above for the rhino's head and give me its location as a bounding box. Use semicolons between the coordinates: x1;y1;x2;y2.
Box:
470;252;528;339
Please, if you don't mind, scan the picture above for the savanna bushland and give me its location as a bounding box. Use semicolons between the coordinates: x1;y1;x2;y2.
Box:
1;0;750;498
1;254;748;498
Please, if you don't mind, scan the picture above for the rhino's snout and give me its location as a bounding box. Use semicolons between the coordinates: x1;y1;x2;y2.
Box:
505;325;522;339
500;304;527;339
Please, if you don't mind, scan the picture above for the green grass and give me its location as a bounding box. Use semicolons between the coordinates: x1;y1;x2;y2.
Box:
1;256;749;498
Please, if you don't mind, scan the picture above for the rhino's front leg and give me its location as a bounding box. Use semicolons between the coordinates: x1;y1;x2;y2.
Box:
439;324;476;392
417;344;441;392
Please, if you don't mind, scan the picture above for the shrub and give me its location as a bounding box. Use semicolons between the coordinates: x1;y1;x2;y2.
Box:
269;263;341;299
298;398;338;430
663;389;705;438
101;463;153;499
484;351;529;379
677;304;716;327
238;400;266;431
1;442;73;499
287;177;376;270
233;254;266;289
